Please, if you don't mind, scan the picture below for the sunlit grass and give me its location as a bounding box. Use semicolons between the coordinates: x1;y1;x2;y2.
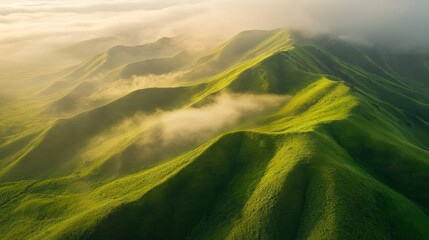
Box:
1;28;429;239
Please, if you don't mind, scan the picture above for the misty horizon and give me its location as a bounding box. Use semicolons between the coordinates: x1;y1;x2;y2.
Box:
1;0;429;66
1;1;429;239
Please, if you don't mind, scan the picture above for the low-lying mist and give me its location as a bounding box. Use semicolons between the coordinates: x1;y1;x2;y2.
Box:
85;92;289;175
89;72;190;103
50;72;192;115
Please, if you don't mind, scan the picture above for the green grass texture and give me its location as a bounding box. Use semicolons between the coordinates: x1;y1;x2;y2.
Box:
1;29;429;239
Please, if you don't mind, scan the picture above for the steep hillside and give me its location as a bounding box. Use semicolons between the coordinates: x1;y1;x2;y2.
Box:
183;29;294;80
1;29;429;240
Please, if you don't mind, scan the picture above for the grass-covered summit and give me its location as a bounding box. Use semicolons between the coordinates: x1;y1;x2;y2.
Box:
0;28;429;239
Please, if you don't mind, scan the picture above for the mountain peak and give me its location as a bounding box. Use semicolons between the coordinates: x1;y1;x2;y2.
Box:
2;27;429;239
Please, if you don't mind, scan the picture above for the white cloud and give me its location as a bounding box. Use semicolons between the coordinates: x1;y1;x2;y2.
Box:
81;92;288;169
0;0;428;64
128;93;287;165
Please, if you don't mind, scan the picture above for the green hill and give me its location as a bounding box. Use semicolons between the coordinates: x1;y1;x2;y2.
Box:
182;29;293;80
0;28;429;239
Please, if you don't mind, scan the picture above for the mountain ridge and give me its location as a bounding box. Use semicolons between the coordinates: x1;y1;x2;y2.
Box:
0;28;429;239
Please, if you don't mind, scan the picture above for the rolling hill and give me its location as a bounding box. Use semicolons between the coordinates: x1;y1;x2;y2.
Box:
39;37;185;96
0;28;428;239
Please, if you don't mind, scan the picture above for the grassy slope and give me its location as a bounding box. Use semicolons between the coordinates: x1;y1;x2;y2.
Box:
183;29;293;80
0;29;429;239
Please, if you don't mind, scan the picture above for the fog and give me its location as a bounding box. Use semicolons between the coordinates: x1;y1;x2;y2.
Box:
87;73;188;104
1;0;428;65
83;92;288;172
132;92;287;165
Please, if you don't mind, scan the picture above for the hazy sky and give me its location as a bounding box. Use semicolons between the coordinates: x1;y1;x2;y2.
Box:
1;0;428;63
